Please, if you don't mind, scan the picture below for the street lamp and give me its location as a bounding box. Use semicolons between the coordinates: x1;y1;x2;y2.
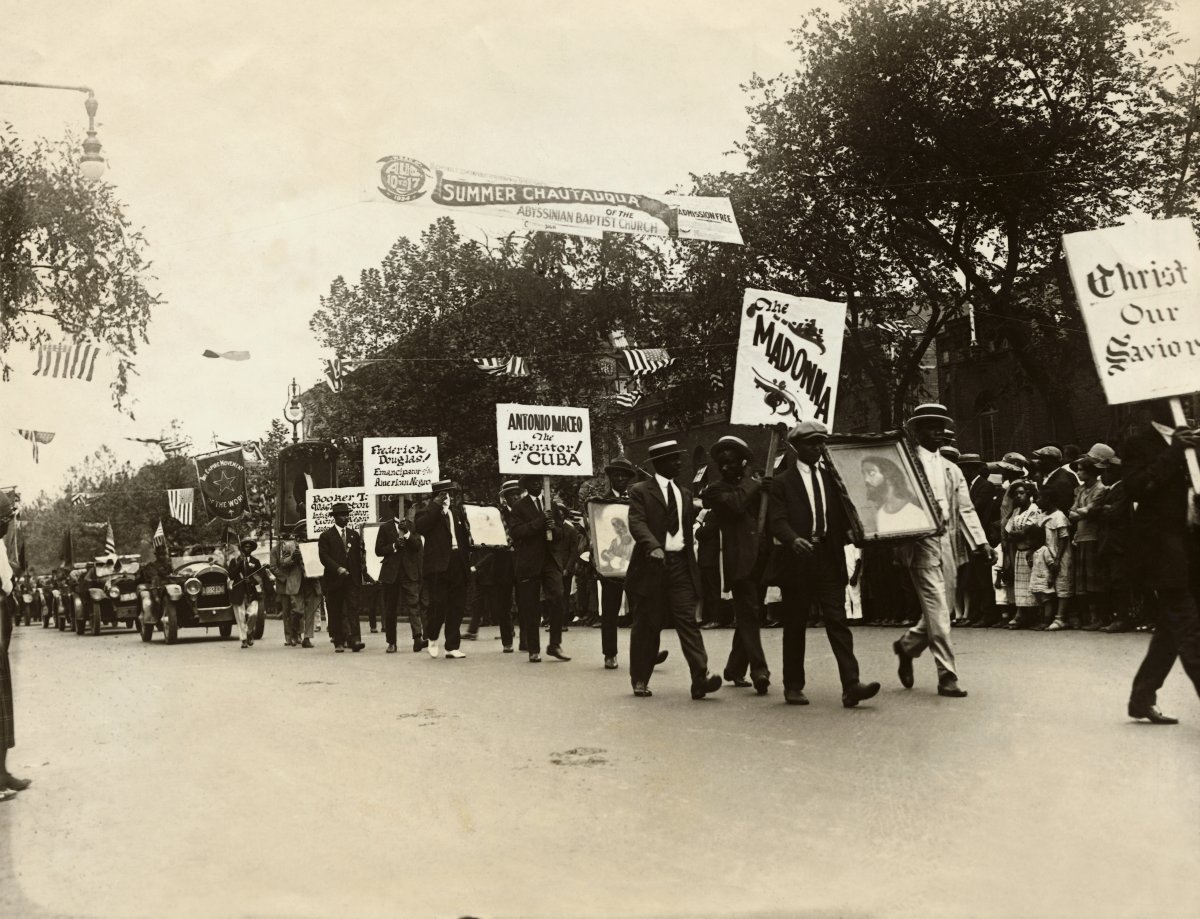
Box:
0;79;106;180
283;378;305;443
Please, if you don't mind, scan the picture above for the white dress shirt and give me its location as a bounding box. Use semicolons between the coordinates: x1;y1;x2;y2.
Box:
794;459;828;535
654;473;685;552
917;445;948;514
444;505;457;550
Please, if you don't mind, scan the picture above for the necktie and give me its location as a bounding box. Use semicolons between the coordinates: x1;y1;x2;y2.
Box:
666;483;679;536
811;468;825;539
340;527;347;549
535;496;543;513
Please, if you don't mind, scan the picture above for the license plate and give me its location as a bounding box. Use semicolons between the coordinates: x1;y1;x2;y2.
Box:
202;585;225;596
120;592;137;601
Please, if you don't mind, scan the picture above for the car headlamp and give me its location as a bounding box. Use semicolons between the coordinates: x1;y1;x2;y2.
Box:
107;586;121;599
184;578;202;597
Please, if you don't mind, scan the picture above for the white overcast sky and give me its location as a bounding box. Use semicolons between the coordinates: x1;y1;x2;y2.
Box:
2;0;1199;497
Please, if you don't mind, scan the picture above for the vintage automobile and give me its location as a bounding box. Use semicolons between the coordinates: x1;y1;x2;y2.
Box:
146;544;265;644
74;555;144;636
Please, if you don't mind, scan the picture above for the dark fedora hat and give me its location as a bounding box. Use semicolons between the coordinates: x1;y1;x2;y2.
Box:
603;456;638;476
711;435;752;460
907;403;954;426
646;440;684;461
957;452;984;466
431;480;458;495
330;502;351;515
239;537;258;552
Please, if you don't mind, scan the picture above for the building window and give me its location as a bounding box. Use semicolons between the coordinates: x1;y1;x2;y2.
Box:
975;392;998;458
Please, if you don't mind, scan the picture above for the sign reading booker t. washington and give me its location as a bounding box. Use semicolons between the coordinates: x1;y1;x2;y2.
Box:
194;447;248;522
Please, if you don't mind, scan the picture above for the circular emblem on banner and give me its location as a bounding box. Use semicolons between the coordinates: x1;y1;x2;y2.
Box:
596;357;617;376
377;156;429;202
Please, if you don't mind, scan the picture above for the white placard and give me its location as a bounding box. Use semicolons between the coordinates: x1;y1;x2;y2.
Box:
1062;217;1200;404
362;437;439;493
463;504;508;547
297;541;323;576
496;403;592;476
729;289;846;427
305;488;373;534
361;523;384;582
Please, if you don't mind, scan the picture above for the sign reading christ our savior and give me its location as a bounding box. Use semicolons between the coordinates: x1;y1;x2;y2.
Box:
729;289;847;427
1062;217;1200;404
496;404;593;476
375;155;743;246
362;437;439;493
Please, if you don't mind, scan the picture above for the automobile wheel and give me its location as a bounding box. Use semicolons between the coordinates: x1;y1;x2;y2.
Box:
140;620;155;643
162;602;179;645
218;622;234;639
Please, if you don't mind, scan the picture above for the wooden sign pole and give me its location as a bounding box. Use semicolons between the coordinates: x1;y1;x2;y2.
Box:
543;474;554;542
1168;396;1200;492
756;427;781;534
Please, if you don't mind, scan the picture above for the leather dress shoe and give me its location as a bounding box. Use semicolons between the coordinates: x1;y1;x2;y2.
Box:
301;638;314;648
842;680;881;708
351;642;365;652
502;645;514;653
386;644;397;653
546;646;571;661
722;668;750;687
691;672;722;700
2;774;31;792
937;681;968;698
655;649;669;665
893;640;914;689
413;638;428;653
528;652;541;663
1128;704;1178;724
752;676;770;696
633;682;652;697
604;656;618;670
700;621;719;630
784;688;810;705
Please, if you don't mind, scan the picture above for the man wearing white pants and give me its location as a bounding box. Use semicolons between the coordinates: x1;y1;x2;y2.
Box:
228;538;266;649
893;404;991;698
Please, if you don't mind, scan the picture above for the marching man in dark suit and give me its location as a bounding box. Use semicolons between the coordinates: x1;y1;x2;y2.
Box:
415;480;472;660
766;421;880;708
228;537;268;649
375;498;425;654
626;440;720;699
505;476;571;664
318;502;366;653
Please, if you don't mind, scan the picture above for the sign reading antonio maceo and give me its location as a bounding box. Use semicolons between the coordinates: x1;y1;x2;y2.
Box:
496;404;592;476
1062;217;1200;404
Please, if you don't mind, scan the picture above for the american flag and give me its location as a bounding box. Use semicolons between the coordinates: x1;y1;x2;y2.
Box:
161;437;192;457
70;493;94;506
620;348;674;376
103;522;116;556
323;357;344;393
32;340;100;381
216;440;265;464
17;430;54;463
473;356;529;377
152;520;166;550
167;488;194;525
611;389;642;409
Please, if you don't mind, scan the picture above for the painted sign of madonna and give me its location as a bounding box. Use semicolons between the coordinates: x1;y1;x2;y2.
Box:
729;289;846;427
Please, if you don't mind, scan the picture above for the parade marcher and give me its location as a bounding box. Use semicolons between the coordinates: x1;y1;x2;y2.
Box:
893;404;990;698
702;435;772;696
1122;406;1200;724
228;538;267;649
275;523;322;649
625;440;720;699
597;456;638;669
414;480;472;659
1068;455;1110;630
0;491;30;799
375;499;425;654
506;477;571;663
959;453;1001;627
766;422;880;707
318;502;366;653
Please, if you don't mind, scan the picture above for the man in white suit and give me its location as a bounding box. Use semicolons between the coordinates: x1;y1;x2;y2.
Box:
893;404;992;698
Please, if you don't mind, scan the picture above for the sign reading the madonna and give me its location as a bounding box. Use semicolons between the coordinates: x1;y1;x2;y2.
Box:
729;289;846;427
305;488;372;533
496;404;593;476
193;447;248;522
362;437;439;493
376;155;743;245
1062;217;1200;404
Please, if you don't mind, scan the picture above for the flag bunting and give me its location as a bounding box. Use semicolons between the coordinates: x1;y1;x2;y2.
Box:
620;348;674;376
32;340;100;381
472;356;529;377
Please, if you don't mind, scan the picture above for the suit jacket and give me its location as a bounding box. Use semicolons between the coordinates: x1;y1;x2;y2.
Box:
701;475;766;584
895;451;983;570
318;524;364;591
625;478;700;598
969;475;1004;547
414;502;472;577
1122;427;1199;590
764;463;849;587
374;518;423;584
227;554;264;605
507;494;564;580
273;539;304;596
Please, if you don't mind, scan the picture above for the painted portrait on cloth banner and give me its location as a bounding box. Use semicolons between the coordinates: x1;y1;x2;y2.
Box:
587;499;633;580
822;435;942;544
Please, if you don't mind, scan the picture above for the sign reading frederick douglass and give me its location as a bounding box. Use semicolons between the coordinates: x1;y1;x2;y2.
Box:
729;289;847;427
1062;217;1200;404
193;447;248;522
362;437;439;493
304;488;373;533
496;404;593;476
376;155;743;245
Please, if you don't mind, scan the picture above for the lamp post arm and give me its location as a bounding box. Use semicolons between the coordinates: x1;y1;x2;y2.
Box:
0;79;93;96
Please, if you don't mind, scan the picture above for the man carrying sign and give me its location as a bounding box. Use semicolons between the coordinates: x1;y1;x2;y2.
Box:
415;481;472;660
506;477;571;664
319;502;366;653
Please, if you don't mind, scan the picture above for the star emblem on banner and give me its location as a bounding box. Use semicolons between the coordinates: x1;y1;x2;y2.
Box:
210;469;238;496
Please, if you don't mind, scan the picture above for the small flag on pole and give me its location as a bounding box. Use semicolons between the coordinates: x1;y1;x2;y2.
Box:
620;348;674;376
323;358;344;393
473;356;529;377
611;389;642;409
17;430;54;463
104;522;116;556
152;520;166;550
32;340;100;381
201;350;251;361
167;488;194;525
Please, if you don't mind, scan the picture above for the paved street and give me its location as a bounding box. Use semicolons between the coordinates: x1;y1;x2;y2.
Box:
1;620;1198;919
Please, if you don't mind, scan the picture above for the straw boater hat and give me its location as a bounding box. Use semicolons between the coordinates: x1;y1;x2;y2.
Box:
500;478;523;495
940;445;961;461
239;537;258;552
603;456;638;476
907;403;954;426
646;440;684;461
711;435;753;460
787;420;829;442
957;452;985;470
431;480;458;495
